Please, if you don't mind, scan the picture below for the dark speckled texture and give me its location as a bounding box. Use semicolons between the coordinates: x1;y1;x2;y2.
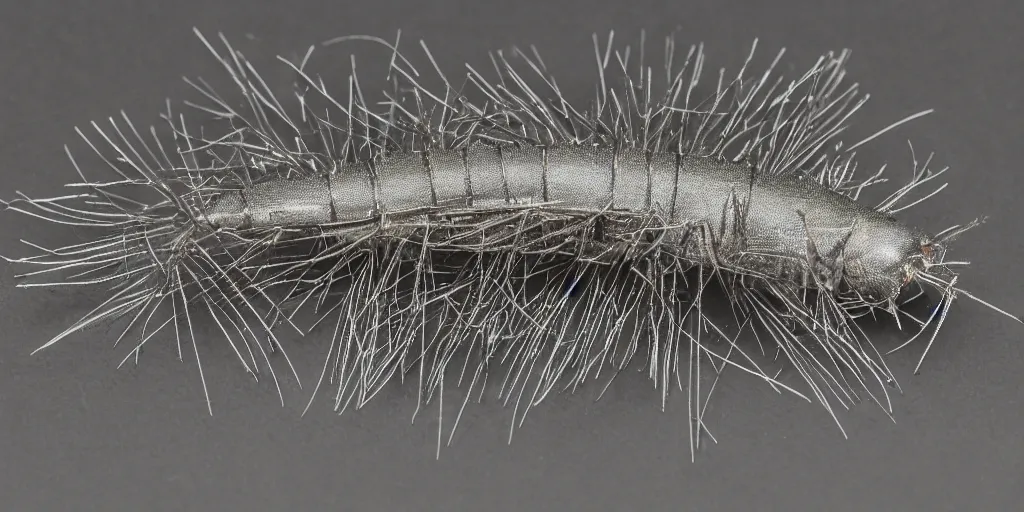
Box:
2;0;1022;509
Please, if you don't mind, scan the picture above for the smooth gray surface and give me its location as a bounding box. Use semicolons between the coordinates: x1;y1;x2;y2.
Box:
2;0;1022;510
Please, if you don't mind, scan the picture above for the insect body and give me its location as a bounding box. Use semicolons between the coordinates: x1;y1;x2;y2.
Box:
204;143;934;301
2;29;1019;457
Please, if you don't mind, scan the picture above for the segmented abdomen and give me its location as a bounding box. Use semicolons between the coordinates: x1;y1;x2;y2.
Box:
204;142;922;297
206;143;652;227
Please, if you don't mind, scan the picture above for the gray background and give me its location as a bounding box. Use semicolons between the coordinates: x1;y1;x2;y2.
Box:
2;0;1022;510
